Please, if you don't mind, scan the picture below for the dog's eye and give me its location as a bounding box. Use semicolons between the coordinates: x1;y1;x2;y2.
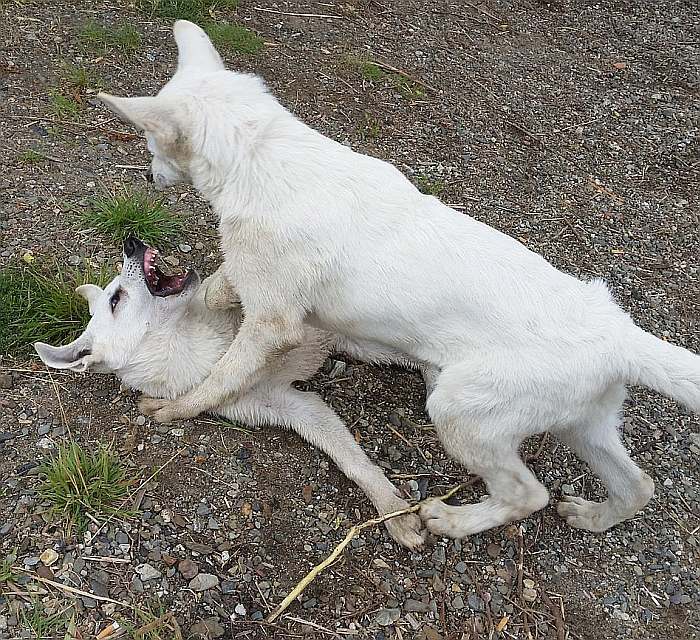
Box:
110;289;122;312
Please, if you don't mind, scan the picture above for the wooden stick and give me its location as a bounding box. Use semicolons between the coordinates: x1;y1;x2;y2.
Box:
371;60;439;93
267;480;475;623
253;7;346;19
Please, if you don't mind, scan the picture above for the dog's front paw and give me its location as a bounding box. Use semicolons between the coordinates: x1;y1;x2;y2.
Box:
138;397;198;423
384;511;426;551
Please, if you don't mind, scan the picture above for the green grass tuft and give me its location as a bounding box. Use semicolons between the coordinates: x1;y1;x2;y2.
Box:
79;20;142;53
61;64;104;90
142;0;238;21
0;551;17;584
21;601;68;639
83;189;182;245
415;175;445;196
204;21;263;54
50;91;82;120
40;442;134;533
19;148;45;164
0;260;114;355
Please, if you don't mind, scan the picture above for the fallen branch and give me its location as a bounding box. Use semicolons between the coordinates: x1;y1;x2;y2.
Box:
267;479;476;623
253;7;346;19
371;60;439;93
7;114;139;140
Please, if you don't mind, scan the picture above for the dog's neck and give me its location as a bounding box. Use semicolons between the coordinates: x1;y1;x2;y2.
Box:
189;105;327;218
117;294;242;400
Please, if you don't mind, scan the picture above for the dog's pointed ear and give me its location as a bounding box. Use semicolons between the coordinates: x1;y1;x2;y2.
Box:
97;93;185;146
34;338;97;373
76;284;103;316
173;20;224;74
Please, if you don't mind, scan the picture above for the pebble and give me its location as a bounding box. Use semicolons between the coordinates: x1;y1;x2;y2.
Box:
221;581;236;595
136;563;161;581
234;604;247;616
189;573;219;591
375;607;401;626
179;243;192;253
39;549;59;566
178;559;199;580
404;599;429;613
0;374;12;389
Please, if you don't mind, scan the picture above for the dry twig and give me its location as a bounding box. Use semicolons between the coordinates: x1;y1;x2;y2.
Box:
267;479;476;622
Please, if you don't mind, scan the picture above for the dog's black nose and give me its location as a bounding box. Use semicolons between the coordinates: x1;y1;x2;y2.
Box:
123;236;142;258
146;168;154;183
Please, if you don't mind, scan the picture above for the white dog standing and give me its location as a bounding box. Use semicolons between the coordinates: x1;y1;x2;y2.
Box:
35;237;426;549
97;21;700;539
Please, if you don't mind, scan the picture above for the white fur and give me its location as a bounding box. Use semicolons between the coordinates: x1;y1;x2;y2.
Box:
35;251;425;549
96;20;700;538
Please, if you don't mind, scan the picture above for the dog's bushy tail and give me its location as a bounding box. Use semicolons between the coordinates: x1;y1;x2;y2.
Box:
627;327;700;412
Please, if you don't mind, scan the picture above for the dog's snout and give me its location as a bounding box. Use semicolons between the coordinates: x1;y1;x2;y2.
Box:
123;236;142;258
77;349;92;359
146;168;154;183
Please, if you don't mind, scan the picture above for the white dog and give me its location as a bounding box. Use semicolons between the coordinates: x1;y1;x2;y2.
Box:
34;237;426;549
97;21;700;539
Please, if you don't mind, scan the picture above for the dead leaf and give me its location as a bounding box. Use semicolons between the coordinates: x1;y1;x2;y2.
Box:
496;616;509;632
612;62;627;70
241;501;253;518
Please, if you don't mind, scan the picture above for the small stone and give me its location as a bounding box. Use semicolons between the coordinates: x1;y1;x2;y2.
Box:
455;561;467;574
136;563;161;581
452;595;465;610
234;604;246;616
135;415;146;426
189;573;219;591
467;593;484;611
196;503;211;516
486;543;501;559
523;578;535;590
189;618;224;639
178;244;192;253
523;588;537;603
404;599;429;613
612;609;630;621
375;607;401;626
178;559;199;580
0;374;12;389
39;549;59;566
221;580;236;595
67;255;82;266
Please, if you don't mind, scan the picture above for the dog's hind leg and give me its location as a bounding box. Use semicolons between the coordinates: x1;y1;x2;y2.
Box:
223;386;426;550
419;366;550;538
556;385;654;532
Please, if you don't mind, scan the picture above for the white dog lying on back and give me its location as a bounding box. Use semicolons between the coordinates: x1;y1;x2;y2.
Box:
35;237;426;549
97;21;700;539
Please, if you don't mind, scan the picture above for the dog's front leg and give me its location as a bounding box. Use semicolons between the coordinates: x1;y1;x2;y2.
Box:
139;310;305;423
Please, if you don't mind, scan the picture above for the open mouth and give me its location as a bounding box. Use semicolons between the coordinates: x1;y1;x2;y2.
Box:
142;246;195;297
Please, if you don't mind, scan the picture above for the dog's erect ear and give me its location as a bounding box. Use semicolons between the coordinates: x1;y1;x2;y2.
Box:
76;284;103;316
173;20;224;75
96;93;186;146
34;336;98;373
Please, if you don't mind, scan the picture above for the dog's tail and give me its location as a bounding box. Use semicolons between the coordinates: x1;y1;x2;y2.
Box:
626;326;700;411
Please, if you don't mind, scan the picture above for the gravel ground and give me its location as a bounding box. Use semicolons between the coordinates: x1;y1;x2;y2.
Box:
1;1;699;638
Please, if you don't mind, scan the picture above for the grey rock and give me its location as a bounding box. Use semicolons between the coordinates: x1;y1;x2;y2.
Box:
404;599;429;613
189;573;219;592
136;563;162;581
178;558;199;580
375;608;401;626
221;580;236;595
